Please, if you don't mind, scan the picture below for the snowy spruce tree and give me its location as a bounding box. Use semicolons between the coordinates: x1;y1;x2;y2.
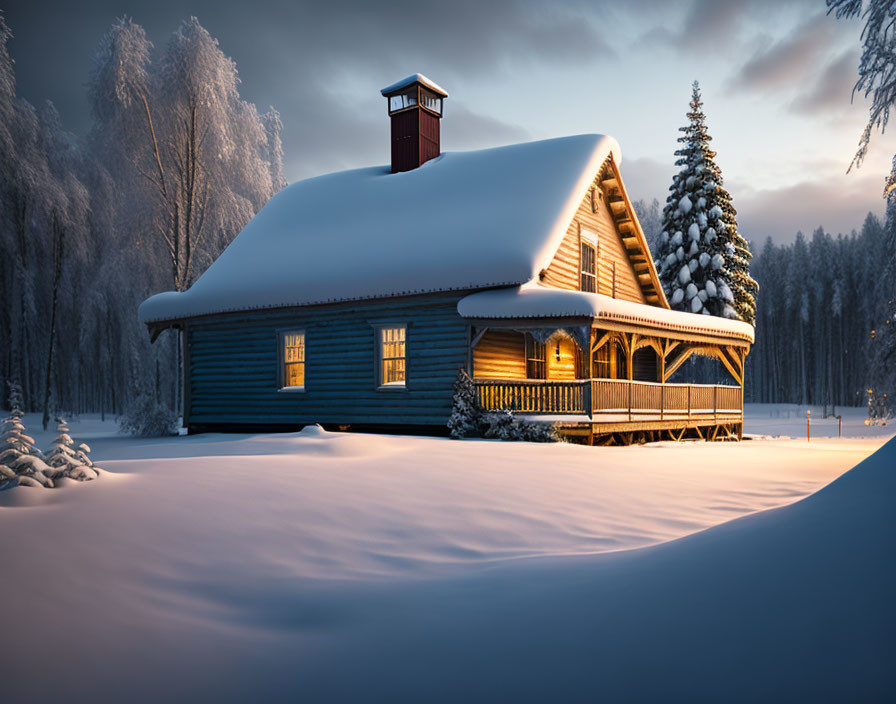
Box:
655;82;758;325
0;382;54;488
447;368;481;439
45;418;100;481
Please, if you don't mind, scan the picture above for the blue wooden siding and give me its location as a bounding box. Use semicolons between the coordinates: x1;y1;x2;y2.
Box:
184;293;469;428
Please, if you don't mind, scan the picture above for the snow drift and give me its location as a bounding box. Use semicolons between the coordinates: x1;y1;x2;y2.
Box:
1;418;892;701
288;436;896;701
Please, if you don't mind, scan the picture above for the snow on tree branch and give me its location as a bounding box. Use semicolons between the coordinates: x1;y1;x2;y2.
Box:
827;0;896;172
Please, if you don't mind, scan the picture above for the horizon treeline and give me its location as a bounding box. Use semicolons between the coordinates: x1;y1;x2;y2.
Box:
0;13;285;419
747;213;893;409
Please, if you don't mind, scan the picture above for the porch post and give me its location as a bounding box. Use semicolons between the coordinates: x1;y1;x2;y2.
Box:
586;327;595;417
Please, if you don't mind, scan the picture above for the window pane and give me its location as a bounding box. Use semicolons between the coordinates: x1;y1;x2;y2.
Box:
389;91;418;112
380;326;406;385
285;362;304;387
282;331;305;387
420;88;442;114
581;242;596;292
525;336;546;379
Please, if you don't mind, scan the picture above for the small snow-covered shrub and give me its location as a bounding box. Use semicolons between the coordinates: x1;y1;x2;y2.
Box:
45;418;100;481
447;368;482;439
482;409;515;440
1;381;50;489
866;391;891;427
119;394;178;437
0;406;103;491
482;409;559;443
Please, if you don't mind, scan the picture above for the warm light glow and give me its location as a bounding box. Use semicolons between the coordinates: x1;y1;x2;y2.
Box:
283;331;305;388
380;326;406;385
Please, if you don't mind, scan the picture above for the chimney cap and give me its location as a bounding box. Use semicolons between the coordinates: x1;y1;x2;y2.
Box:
380;73;448;98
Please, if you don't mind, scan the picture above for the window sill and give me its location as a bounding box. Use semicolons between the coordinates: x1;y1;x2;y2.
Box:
377;383;407;392
278;386;306;393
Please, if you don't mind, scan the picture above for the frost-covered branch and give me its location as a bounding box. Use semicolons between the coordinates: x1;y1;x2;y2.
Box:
828;0;896;172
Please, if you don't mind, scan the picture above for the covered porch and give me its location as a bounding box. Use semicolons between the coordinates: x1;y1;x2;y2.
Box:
458;286;754;444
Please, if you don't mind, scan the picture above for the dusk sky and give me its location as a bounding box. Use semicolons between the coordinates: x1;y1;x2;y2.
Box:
3;0;890;244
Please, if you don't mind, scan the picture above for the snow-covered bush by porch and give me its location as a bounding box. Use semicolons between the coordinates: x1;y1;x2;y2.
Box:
447;368;481;439
447;368;558;442
654;82;758;325
481;409;559;442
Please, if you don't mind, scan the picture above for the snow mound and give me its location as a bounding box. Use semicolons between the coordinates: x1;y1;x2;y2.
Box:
297;423;328;437
286;437;896;701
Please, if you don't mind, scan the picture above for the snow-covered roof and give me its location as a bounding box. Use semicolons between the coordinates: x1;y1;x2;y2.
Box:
380;73;448;97
457;285;755;343
139;134;621;324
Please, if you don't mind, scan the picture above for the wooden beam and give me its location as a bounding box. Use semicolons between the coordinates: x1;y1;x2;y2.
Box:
592;331;613;354
663;345;696;382
606;156;670;309
664;339;682;359
470;327;488;348
716;346;743;386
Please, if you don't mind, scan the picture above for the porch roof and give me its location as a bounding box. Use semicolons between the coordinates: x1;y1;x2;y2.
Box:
457;285;755;344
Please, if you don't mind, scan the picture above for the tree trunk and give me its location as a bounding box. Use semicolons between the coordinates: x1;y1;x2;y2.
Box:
42;214;64;430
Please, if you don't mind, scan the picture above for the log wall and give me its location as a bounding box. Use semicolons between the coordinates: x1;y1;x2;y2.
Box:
542;179;646;304
184;292;468;429
473;330;526;379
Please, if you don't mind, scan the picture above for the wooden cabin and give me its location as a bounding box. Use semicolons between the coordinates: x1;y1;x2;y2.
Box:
139;74;753;444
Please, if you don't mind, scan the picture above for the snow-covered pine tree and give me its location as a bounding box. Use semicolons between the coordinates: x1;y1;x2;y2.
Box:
655;81;758;324
0;381;54;488
45;417;99;481
447;368;481;438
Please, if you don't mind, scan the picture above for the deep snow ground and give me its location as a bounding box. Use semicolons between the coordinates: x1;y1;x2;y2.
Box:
1;405;893;702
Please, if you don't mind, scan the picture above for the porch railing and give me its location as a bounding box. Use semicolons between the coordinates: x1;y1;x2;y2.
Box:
475;379;589;414
474;378;742;419
590;379;742;420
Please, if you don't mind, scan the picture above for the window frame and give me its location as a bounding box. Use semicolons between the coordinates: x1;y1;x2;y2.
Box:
277;328;307;392
580;229;598;293
373;323;408;391
525;334;547;380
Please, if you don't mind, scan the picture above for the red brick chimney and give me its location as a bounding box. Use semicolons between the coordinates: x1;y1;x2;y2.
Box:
381;74;448;173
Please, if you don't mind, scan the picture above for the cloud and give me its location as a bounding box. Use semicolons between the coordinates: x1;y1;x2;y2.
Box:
618;155;675;205
790;50;859;114
442;105;531;152
639;0;748;54
730;13;833;92
734;169;885;245
617;152;885;247
279;78;532;181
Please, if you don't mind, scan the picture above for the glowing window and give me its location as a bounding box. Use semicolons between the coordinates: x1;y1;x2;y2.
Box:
281;331;305;389
379;326;406;386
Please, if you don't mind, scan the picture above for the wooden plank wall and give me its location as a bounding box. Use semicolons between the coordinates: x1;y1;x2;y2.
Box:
547;336;578;380
473;330;526;379
542;179;646;304
185;293;468;428
473;331;580;380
